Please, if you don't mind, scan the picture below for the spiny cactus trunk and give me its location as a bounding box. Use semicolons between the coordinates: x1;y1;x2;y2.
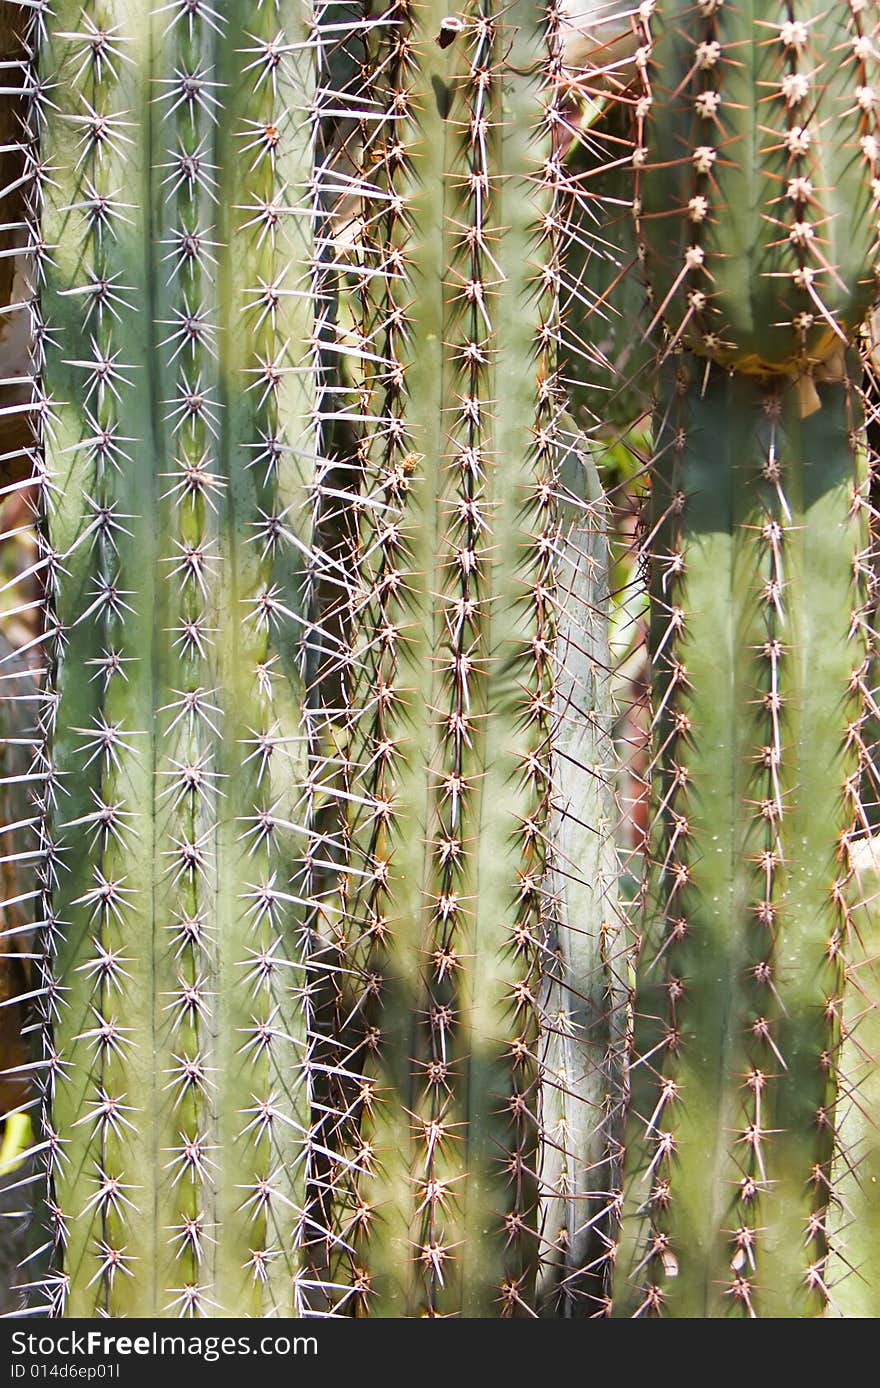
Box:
0;3;50;1310
615;360;868;1316
0;0;39;1143
612;0;877;1317
29;0;324;1316
314;0;563;1317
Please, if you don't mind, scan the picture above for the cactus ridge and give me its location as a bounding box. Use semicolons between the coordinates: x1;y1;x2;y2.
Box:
4;0;361;1317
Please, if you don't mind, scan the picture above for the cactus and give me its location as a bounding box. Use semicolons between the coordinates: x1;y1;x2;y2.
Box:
308;0;572;1317
0;3;50;1311
612;0;877;1317
3;0;880;1325
23;0;332;1316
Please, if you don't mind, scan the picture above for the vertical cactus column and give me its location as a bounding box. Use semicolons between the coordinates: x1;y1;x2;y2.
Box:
612;0;878;1317
537;434;626;1316
316;0;563;1316
28;0;324;1316
0;1;41;1141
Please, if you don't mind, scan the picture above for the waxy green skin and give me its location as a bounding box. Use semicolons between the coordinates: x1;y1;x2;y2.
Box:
322;0;560;1316
613;362;865;1317
36;0;318;1316
635;1;880;371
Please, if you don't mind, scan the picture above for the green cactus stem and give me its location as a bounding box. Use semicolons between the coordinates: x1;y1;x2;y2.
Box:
314;0;563;1317
537;431;627;1316
27;0;328;1316
613;357;869;1317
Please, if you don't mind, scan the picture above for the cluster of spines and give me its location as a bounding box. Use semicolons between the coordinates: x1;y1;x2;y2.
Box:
9;0;331;1317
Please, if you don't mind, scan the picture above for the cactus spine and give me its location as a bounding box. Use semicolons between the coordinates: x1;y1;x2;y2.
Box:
30;0;324;1315
613;0;878;1316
